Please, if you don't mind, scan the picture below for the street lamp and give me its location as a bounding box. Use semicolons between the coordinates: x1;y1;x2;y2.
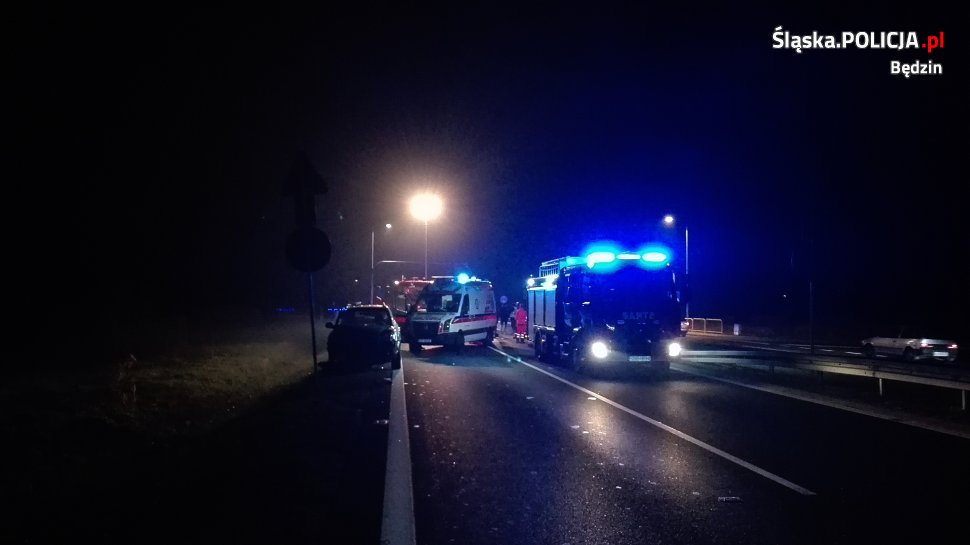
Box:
409;193;443;279
664;214;689;318
370;223;393;303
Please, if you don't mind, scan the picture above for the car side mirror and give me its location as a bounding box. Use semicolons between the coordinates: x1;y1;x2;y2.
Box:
325;322;334;329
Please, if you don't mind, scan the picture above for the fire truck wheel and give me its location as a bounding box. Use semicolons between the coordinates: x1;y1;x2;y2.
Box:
570;347;585;374
534;333;543;359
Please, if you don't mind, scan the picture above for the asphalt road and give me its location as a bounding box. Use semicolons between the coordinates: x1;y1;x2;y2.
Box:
13;329;965;545
400;337;970;545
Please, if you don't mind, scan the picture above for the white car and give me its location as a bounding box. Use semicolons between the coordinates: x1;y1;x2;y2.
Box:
861;334;958;363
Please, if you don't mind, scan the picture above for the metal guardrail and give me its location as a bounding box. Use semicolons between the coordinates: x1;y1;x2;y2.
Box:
687;317;723;334
680;350;969;411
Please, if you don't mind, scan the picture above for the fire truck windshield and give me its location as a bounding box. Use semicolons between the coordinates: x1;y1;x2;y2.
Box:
586;268;677;315
388;280;432;314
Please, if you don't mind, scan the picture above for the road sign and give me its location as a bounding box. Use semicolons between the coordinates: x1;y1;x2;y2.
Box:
283;151;328;228
285;227;332;273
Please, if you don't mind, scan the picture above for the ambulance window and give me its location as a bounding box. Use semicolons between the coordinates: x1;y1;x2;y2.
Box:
484;291;495;313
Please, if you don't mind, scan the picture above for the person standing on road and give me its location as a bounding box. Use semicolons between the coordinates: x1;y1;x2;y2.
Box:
498;297;512;334
508;301;518;335
514;302;528;342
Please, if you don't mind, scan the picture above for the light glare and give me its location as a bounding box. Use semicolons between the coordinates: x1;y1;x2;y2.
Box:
409;193;443;222
586;252;616;268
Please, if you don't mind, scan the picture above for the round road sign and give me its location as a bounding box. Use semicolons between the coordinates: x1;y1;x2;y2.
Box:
285;227;331;272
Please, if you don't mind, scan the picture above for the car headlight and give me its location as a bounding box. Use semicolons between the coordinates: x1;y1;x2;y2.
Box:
590;341;609;359
667;342;683;358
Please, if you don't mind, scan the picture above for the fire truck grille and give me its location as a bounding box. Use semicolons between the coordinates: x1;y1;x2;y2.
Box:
614;324;661;352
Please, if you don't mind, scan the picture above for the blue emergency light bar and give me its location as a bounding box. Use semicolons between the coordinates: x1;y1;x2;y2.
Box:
582;242;672;271
534;243;673;281
585;252;616;267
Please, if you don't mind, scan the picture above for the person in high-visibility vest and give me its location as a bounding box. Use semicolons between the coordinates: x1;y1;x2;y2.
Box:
513;302;528;343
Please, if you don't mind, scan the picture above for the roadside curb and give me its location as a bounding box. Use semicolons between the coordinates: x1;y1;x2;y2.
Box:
381;366;417;545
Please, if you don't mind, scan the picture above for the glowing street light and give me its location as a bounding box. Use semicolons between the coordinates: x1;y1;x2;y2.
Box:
409;193;443;278
664;214;689;317
370;223;393;303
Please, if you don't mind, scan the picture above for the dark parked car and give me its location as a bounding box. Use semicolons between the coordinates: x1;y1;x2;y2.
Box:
325;304;402;369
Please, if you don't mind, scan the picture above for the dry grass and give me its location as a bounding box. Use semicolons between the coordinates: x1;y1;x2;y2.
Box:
116;338;312;436
1;313;345;541
1;314;327;440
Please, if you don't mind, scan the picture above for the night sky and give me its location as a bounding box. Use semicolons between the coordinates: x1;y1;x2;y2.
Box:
10;3;967;360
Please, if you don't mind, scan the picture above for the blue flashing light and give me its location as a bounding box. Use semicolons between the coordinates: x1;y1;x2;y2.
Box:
586;251;616;268
637;243;673;269
581;241;623;270
457;273;471;284
580;241;672;272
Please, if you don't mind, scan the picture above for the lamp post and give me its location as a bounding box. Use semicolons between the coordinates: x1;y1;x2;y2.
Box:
370;223;393;303
664;214;690;318
409;193;443;279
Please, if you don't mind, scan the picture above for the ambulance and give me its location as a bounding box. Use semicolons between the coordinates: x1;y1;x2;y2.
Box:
407;274;497;354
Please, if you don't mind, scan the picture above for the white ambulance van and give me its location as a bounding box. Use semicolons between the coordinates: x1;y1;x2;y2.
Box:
407;276;497;354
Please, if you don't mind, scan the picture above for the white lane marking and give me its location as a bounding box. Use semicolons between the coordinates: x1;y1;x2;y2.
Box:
734;344;803;354
381;364;417;545
488;346;816;496
672;363;970;441
846;351;862;356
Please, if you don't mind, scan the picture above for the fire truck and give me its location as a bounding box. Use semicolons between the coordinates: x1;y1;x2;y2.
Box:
527;246;685;376
385;278;433;343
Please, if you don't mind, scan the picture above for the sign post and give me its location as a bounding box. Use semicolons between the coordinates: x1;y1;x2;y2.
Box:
282;152;330;374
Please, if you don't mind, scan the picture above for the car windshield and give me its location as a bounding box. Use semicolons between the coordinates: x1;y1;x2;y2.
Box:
336;308;391;327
